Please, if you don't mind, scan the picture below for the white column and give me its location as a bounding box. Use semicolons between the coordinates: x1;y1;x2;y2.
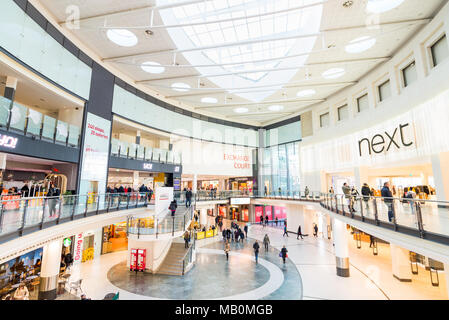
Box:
193;174;198;193
353;166;369;192
39;239;63;300
136;130;141;144
319;214;327;239
431;152;449;204
4;76;18;100
332;219;350;277
444;264;449;299
200;208;208;226
390;243;412;282
133;171;139;190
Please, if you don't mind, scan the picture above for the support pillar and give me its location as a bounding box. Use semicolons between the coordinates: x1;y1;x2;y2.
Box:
38;239;63;300
390;243;412;282
319;214;327;239
4;76;17;101
332;219;350;277
199;208;207;226
193;174;198;193
136;130;141;145
431;152;449;207
353;166;369;192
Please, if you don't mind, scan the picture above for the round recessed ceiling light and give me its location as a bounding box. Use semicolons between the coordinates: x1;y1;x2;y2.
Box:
268;105;284;111
171;82;191;92
201;97;218;104
297;89;316;97
141;61;165;74
366;0;405;13
106;29;138;47
322;68;345;79
234;107;248;113
345;36;376;54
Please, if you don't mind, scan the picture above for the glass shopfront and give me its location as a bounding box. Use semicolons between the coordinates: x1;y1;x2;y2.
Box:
102;222;128;254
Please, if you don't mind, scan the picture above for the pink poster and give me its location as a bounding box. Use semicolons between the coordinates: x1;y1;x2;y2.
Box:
273;206;287;220
265;206;272;221
255;206;263;222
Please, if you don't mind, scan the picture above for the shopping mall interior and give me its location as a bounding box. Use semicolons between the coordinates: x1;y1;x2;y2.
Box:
1;0;449;309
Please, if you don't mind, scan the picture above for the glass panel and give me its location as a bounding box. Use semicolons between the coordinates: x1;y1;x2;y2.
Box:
402;61;417;87
431;35;449;67
119;141;129;157
136;144;145;159
378;80;391;101
357;94;369;112
167;151;174;163
9;102;27;131
55;120;68;143
19;15;45;71
337;104;348;121
68;124;80;146
42;115;56;140
26;108;42;136
0;96;11;127
320;112;329;128
159;149;167;163
145;147;153;160
110;138;120;155
153;148;162;162
129;143;137;158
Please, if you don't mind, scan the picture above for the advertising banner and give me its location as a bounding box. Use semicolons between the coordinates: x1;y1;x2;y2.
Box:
155;187;174;216
73;233;84;265
265;206;272;221
255;206;263;223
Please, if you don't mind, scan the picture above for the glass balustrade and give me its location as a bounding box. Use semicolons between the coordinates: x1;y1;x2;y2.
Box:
0;97;81;148
110;139;182;164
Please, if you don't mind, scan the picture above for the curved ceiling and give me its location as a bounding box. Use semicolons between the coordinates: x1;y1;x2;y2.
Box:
38;0;445;126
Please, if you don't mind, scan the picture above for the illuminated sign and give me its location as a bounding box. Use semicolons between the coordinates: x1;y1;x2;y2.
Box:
63;238;72;247
358;123;414;157
230;198;251;205
0;134;18;149
143;163;153;170
174;166;180;172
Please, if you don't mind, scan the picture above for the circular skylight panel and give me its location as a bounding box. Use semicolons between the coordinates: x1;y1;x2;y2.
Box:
171;82;191;92
322;68;345;79
201;97;218;104
345;36;376;53
106;29;138;47
234;107;249;113
366;0;405;13
141;61;165;74
297;89;316;97
268;105;284;111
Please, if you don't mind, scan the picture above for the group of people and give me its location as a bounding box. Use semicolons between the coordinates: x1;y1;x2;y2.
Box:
260;215;281;227
222;222;248;244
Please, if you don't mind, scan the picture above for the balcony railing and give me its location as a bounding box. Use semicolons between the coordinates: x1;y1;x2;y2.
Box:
0;96;81;148
110;138;182;164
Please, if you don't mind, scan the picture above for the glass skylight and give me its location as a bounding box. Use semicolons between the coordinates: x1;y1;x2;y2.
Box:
322;68;345;79
234;107;249;113
106;29;138;47
345;36;376;54
366;0;405;14
201;97;218;103
268;105;284;111
297;89;316;97
171;82;191;92
141;61;165;74
158;0;323;102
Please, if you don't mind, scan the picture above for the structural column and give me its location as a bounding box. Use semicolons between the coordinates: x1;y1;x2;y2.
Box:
390;243;412;282
319;213;327;239
4;76;17;101
431;152;449;207
193;174;198;193
38;239;63;300
136;130;141;144
353;166;369;192
199;208;208;226
332;219;350;277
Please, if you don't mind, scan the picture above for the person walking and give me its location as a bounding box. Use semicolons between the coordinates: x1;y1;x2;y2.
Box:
263;234;270;251
313;223;318;237
169;200;177;217
304;186;310;198
234;229;239;243
184;231;190;249
342;182;352;212
283;224;288;237
239;229;244;242
280;246;288;264
244;224;248;239
264;215;269;227
381;182;394;222
224;241;230;261
275;217;278;226
361;183;372;210
185;188;192;208
226;229;231;243
297;224;303;240
253;240;260;263
262;215;266;228
369;235;375;248
47;183;60;218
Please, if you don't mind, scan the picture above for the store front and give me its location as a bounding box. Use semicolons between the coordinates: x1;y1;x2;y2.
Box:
255;205;287;223
228;177;254;194
228;197;251;222
101;222;128;254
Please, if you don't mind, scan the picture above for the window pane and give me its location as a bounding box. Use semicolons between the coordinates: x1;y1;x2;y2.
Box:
431;34;449;67
378;80;391;102
402;61;417;87
357;94;369;112
337;104;348;121
320;112;329;128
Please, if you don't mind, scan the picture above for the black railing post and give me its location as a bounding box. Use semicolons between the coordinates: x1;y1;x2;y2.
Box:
373;198;379;225
360;198;364;221
117;195;122;211
415;201;425;238
391;200;398;230
341;196;346;216
137;218;140;239
84;195;89;217
56;196;62;224
126;194;130;209
71;196;77;220
0;203;4;234
19;199;29;235
39;199;47;230
107;194;111;213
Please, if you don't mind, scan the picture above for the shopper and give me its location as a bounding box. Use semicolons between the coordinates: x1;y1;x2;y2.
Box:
234;229;239;243
148;188;153;203
264;185;267;196
169;200;177;217
280;245;288;264
185;188;192;208
361;183;372;209
304;186;310;198
313;223;318;237
329;187;334;194
369;235;375;248
381;182;394;222
13;283;29;300
253;240;260;263
264;215;269;227
263;234;270;251
261;215;265;228
405;187;417;214
184;231;190;248
239;229;244;242
224;241;230;261
297;224;303;240
244;224;248;238
342;182;351;212
275;217;278;226
283;224;288;237
64;252;73;270
118;185;125;193
139;184;148;193
47;183;60;218
226;229;231;242
21;183;29;197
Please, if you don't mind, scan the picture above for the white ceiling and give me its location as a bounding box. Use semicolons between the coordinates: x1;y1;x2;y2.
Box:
38;0;446;126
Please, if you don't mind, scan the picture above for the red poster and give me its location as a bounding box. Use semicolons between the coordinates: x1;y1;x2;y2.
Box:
265;206;272;221
281;207;287;219
242;209;249;222
218;206;226;217
255;206;263;222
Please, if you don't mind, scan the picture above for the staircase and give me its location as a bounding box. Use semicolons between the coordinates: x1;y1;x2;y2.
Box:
156;242;189;276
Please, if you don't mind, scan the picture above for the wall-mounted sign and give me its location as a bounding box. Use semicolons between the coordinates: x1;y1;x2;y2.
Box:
358;123;414;157
73;233;84;265
143;163;153;170
0;134;18;149
230;197;250;205
63;238;72;247
224;153;251;169
174;166;180;172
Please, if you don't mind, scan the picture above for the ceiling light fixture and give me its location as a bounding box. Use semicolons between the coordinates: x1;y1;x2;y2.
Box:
141;61;165;74
201;97;218;104
268;105;284;111
297;89;316;97
366;0;405;13
345;36;376;53
234;107;248;113
322;68;345;79
171;82;191;92
106;29;138;47
342;1;353;8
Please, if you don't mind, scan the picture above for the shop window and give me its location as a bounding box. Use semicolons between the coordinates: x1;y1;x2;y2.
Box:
337;104;348;121
402;61;417;87
319;112;329;128
357;93;369;113
430;34;449;67
378;79;391;102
